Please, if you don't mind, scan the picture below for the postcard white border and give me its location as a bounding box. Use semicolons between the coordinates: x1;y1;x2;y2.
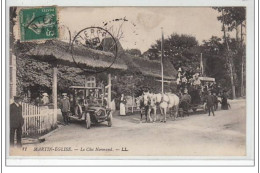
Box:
2;0;258;168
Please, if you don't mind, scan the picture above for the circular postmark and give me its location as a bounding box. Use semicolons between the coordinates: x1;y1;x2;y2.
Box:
70;27;118;74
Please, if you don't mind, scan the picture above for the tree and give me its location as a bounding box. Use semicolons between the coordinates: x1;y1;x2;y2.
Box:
145;33;200;73
125;49;142;57
202;36;231;90
213;7;246;98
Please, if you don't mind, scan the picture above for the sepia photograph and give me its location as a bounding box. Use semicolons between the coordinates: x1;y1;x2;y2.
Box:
8;6;249;158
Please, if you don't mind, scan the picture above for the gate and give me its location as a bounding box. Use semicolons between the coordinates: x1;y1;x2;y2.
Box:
21;102;55;136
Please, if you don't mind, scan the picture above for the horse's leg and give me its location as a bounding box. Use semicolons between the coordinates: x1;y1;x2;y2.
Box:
140;108;143;123
163;108;167;122
148;108;152;122
147;108;150;122
159;107;163;122
154;107;157;122
171;107;174;120
145;106;150;122
175;105;179;120
145;107;148;122
168;107;171;119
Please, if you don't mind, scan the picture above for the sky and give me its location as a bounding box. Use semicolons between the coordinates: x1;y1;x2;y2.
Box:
18;7;234;53
58;7;234;53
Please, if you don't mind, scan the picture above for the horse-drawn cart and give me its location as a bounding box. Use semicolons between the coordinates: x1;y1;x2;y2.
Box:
179;77;216;115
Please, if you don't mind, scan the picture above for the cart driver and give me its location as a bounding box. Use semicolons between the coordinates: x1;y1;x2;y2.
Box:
193;73;201;86
181;88;191;104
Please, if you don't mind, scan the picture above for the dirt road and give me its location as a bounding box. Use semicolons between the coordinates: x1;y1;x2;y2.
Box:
17;99;246;156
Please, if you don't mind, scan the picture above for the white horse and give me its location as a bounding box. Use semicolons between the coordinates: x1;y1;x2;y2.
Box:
142;92;180;123
146;92;159;122
158;93;180;122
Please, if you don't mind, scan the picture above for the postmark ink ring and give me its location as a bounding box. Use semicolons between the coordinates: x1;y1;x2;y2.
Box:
70;26;118;74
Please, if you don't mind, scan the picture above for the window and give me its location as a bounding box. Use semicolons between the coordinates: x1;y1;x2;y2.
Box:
86;76;96;87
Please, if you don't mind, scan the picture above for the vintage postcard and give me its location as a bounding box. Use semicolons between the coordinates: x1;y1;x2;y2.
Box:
6;3;255;165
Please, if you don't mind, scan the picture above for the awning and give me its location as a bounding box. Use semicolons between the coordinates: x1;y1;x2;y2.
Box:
199;77;215;82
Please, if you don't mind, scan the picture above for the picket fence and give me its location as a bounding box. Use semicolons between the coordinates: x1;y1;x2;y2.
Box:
21;102;55;136
125;96;140;113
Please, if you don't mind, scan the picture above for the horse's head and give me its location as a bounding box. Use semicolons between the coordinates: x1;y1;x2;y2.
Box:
143;92;150;106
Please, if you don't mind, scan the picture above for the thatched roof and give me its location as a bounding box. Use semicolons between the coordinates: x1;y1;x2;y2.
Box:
28;40;127;70
122;53;177;80
28;40;177;80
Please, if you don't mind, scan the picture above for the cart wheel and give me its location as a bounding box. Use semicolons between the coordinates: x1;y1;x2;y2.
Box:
192;108;197;112
203;103;208;113
86;113;91;129
107;112;112;127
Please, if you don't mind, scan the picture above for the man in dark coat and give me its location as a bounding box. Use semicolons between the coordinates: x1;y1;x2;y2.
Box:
10;96;24;147
180;89;191;116
60;93;70;125
206;90;215;116
213;92;219;110
221;91;229;110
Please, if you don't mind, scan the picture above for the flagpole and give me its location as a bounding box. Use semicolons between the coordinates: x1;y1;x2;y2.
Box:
161;27;164;94
200;53;203;76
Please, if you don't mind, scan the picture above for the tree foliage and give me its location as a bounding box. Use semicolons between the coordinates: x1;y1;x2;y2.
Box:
146;33;201;73
202;35;245;97
213;7;246;31
125;49;142;57
212;7;246;98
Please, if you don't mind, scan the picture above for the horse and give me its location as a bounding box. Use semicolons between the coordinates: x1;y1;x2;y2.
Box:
136;92;159;123
141;92;180;123
136;94;150;122
145;92;160;122
157;93;180;122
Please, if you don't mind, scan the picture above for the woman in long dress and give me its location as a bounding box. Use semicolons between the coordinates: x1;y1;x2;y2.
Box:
120;94;126;116
111;99;116;111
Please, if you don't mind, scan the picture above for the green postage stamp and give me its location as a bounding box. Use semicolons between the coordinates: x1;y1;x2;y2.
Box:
19;7;58;41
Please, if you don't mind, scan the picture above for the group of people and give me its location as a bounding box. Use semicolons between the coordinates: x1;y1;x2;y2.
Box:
176;67;220;95
176;67;201;90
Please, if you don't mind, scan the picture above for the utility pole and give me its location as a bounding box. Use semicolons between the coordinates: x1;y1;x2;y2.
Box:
161;27;164;94
200;53;204;76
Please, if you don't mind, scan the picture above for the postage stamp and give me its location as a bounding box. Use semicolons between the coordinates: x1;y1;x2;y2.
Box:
19;6;58;41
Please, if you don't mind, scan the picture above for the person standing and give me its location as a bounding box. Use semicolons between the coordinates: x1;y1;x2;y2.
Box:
213;92;219;110
221;90;229;110
180;89;191;116
119;94;126;116
41;93;49;105
10;96;24;148
111;98;116;111
60;93;70;125
206;90;215;116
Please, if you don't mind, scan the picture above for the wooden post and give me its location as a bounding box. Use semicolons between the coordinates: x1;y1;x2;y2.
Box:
10;53;17;99
200;53;204;76
161;27;164;94
108;73;111;108
53;67;58;126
